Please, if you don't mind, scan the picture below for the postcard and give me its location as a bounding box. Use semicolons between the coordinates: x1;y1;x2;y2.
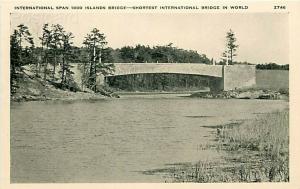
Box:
1;0;300;188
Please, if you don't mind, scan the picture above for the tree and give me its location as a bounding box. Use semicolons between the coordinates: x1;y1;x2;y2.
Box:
222;29;238;65
13;25;35;68
40;24;52;80
10;30;21;93
59;31;75;88
50;24;64;80
119;46;135;63
16;24;34;51
78;47;90;91
83;28;114;92
10;25;35;94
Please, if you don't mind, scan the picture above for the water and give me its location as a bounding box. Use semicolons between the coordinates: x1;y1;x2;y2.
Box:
10;95;288;182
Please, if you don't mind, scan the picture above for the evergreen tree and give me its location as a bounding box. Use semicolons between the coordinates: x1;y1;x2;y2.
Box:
39;24;52;80
83;28;114;92
222;29;238;65
10;25;34;94
50;24;64;80
59;31;75;88
16;24;34;51
10;30;21;94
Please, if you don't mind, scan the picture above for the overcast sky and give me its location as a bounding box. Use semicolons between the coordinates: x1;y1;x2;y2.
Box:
11;13;289;64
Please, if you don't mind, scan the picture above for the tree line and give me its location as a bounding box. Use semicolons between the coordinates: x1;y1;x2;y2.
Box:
10;24;114;94
110;44;211;64
256;63;289;70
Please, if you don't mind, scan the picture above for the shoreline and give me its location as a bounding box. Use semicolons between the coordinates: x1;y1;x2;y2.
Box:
115;91;204;95
11;69;108;102
11;84;108;102
190;88;289;100
11;92;107;103
11;88;289;102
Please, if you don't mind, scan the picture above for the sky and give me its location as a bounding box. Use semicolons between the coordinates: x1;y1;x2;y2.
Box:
10;13;289;64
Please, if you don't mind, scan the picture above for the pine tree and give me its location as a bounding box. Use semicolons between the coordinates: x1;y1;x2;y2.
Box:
82;28;114;92
39;24;52;80
10;25;35;94
10;30;21;94
50;24;64;80
59;31;75;88
222;29;239;65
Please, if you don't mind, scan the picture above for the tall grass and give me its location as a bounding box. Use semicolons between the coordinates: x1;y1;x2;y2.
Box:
169;110;289;182
219;111;289;157
217;110;289;182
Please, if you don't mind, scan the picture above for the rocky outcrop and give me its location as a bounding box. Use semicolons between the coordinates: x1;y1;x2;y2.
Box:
190;89;289;100
11;69;108;102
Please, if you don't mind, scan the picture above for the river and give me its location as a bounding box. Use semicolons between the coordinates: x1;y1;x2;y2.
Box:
10;95;288;182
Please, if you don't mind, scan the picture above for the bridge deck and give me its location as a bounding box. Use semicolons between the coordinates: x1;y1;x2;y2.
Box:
110;63;223;77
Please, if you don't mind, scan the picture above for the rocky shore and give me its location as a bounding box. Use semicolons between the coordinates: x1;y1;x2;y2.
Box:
11;91;107;102
11;70;109;102
190;88;289;100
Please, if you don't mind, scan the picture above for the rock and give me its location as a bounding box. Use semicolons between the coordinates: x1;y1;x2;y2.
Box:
257;94;271;99
28;88;41;96
256;92;282;100
111;93;120;98
236;91;259;99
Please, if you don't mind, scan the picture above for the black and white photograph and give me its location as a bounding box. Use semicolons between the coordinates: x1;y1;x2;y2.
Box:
8;11;290;183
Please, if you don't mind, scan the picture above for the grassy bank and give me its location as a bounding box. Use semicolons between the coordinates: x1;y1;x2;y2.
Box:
153;110;289;182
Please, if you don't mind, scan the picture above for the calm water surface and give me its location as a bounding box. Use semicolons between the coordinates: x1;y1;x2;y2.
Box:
11;95;288;182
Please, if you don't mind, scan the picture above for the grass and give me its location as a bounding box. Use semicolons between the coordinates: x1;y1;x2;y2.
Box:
219;111;288;153
160;110;289;182
216;110;289;182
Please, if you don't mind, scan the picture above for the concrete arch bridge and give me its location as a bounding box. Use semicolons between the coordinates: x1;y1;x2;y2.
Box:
105;63;256;91
72;63;256;91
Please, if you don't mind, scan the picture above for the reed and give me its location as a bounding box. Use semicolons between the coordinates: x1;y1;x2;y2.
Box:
172;110;289;182
219;110;289;157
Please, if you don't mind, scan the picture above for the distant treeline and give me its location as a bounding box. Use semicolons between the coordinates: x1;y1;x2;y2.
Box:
256;63;289;70
109;44;211;63
30;44;213;65
59;44;212;64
